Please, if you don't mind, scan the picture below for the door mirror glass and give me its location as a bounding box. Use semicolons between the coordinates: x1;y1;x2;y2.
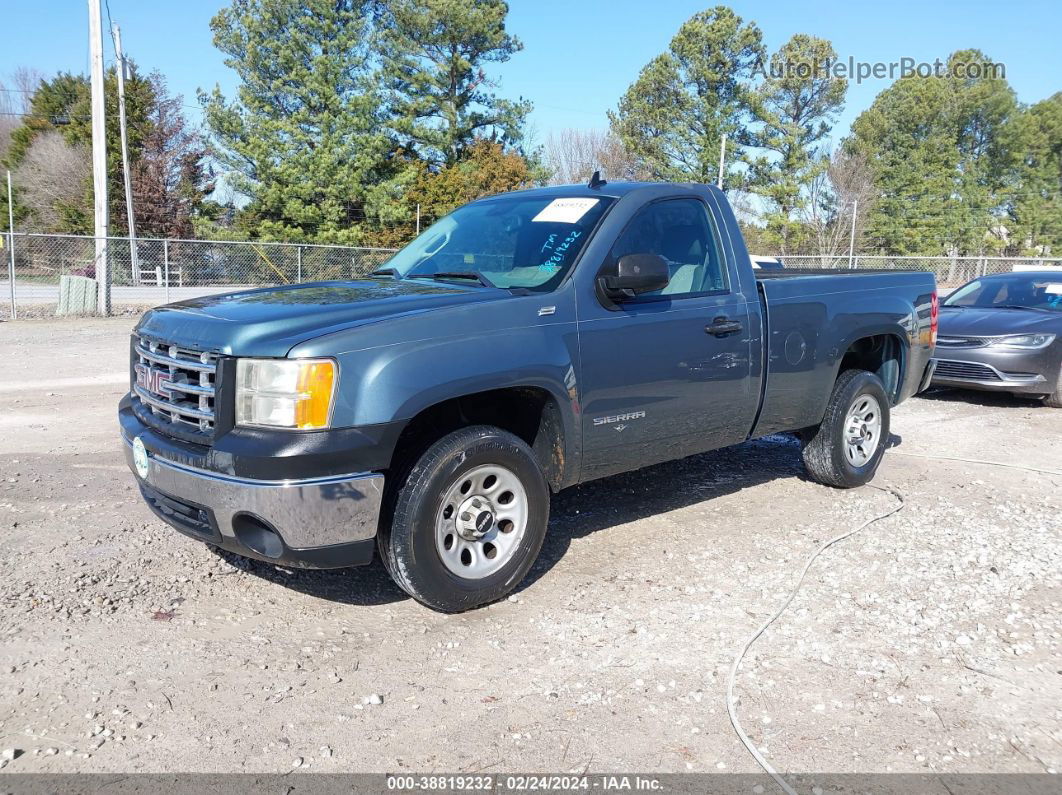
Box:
600;253;670;300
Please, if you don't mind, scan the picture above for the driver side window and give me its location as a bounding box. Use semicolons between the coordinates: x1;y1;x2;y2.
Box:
610;199;727;299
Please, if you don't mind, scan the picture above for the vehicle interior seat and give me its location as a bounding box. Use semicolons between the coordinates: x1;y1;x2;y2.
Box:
659;224;707;295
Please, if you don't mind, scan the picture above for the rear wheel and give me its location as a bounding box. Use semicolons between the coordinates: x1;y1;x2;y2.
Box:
802;369;891;488
379;425;550;612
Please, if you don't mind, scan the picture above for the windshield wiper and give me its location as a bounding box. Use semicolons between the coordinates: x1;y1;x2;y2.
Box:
368;267;398;278
407;271;494;288
994;304;1039;311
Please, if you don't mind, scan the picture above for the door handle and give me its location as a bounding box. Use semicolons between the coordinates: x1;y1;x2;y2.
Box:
706;316;742;337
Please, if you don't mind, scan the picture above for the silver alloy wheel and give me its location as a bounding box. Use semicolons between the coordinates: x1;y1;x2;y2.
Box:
435;464;529;579
843;393;882;467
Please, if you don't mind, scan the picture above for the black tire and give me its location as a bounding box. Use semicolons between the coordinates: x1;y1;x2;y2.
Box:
802;369;891;488
1043;368;1062;408
378;425;550;612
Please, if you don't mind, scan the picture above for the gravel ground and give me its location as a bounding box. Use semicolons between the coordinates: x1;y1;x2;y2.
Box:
0;317;1059;776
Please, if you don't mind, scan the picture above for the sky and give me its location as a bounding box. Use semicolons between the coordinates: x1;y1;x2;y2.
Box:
2;0;1060;154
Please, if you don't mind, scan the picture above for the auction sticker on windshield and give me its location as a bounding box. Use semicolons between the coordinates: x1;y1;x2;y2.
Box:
532;198;599;224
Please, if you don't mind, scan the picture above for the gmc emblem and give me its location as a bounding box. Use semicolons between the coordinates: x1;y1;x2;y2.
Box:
135;364;174;396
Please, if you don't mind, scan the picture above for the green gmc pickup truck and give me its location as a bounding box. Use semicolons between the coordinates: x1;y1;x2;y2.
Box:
121;180;937;611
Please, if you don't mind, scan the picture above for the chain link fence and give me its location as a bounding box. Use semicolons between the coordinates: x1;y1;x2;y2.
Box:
4;231;1062;318
1;232;397;318
780;254;1062;286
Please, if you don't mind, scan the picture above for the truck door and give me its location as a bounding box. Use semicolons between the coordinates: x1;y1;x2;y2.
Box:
577;197;756;481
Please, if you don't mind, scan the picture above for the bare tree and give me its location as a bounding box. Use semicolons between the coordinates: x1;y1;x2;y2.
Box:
13;131;91;231
2;68;44;169
802;149;877;259
131;74;212;238
12;67;43;107
0;93;18;164
544;128;647;185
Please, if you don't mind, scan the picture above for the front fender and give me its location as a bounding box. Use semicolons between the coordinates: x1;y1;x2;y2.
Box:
288;289;582;483
343;326;579;427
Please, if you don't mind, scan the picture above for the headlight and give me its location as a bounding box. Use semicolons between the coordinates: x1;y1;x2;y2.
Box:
235;358;336;429
987;334;1055;350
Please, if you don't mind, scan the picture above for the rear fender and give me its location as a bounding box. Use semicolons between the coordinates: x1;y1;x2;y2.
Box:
752;289;927;436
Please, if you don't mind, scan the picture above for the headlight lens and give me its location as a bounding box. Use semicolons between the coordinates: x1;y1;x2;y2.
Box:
987;333;1055;350
235;358;336;429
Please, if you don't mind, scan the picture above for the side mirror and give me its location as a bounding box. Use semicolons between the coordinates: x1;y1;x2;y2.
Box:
599;253;670;300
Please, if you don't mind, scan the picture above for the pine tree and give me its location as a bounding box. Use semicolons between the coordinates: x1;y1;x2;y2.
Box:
381;0;530;166
200;0;397;243
746;35;846;254
1011;93;1062;255
608;6;764;183
849;50;1021;257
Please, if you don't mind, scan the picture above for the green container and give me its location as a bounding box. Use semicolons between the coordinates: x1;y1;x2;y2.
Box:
56;275;98;316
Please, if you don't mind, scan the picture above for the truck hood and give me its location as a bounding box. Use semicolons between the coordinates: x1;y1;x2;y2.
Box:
136;279;510;356
938;306;1061;337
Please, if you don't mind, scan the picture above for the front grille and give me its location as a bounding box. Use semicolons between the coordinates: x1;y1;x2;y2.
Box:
933;359;1001;381
936;335;988;349
132;335;219;436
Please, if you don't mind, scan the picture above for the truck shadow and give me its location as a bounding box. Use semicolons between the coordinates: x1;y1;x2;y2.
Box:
225;433;809;607
212;546;405;606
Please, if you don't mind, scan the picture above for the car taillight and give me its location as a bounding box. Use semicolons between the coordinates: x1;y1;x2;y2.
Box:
930;291;939;346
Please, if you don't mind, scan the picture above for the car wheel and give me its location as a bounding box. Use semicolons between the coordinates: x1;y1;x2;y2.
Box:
1043;368;1062;408
802;369;891;488
379;425;550;612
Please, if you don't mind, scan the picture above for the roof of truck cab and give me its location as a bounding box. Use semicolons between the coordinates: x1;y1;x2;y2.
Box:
476;181;720;201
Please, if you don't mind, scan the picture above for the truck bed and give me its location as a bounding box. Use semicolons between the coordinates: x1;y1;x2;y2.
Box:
750;268;937;437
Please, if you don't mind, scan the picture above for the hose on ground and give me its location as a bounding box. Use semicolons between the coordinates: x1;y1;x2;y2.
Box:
726;448;1059;793
890;449;1062;477
726;482;904;795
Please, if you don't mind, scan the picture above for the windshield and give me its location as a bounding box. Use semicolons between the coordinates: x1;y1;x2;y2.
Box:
944;275;1062;312
385;195;615;290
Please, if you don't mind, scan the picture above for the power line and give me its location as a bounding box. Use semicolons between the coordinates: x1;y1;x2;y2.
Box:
0;105;207;124
104;0;118;56
0;111;93;121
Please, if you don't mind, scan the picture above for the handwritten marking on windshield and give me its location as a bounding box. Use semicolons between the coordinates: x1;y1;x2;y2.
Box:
539;230;582;272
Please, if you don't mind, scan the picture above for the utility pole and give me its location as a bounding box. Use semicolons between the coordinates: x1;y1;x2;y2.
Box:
113;23;140;286
716;134;727;189
88;0;110;315
416;203;421;235
848;199;859;268
6;171;16;320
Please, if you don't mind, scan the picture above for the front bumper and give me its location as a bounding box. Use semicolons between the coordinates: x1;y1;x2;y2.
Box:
931;353;1055;395
121;428;384;570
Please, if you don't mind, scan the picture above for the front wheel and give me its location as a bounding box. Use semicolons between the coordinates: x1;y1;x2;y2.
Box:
802;369;891;488
1043;367;1062;408
379;425;550;612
